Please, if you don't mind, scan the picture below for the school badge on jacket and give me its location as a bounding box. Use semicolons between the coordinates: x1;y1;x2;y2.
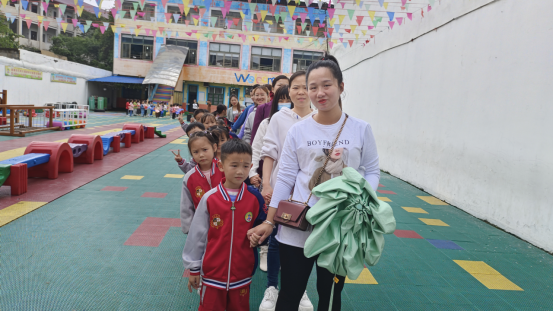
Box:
211;214;223;229
245;212;253;222
195;186;205;198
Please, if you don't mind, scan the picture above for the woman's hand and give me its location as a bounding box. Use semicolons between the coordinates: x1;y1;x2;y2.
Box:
250;175;261;188
247;222;274;247
261;184;273;203
188;275;200;292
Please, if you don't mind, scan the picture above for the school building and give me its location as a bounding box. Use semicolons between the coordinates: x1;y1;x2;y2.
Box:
110;0;330;109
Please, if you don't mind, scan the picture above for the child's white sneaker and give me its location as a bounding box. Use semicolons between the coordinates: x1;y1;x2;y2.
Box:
299;291;313;311
259;245;268;272
259;286;278;311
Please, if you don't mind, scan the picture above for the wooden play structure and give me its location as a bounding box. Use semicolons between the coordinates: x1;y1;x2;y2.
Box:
0;91;60;137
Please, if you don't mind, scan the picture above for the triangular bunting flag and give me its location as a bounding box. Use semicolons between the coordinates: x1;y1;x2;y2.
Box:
387;12;394;21
397;17;403;25
388;21;394;29
346;9;355;20
356;15;363;26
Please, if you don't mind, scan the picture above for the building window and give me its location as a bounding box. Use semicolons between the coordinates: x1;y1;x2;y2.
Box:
211;10;242;30
208;87;225;106
252;16;283;34
166;5;193;24
122;1;155;21
31;31;38;41
209;43;240;68
292;50;323;72
295;19;325;37
121;34;154;60
166;39;198;65
251;47;281;72
66;14;73;23
31;4;38;13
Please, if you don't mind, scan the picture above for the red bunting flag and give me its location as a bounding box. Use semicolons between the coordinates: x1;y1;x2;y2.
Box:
407;13;412;20
348;40;353;47
356;16;363;26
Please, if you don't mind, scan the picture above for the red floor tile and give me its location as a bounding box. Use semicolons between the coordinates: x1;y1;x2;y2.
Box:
101;186;128;192
142;217;180;226
141;192;168;198
378;190;397;195
394;229;424;239
379;184;385;187
124;234;165;247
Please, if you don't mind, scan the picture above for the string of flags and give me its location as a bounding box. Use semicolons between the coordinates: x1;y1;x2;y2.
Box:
0;0;442;49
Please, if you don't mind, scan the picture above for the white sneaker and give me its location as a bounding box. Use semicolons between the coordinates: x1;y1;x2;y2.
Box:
299;291;314;311
259;286;278;311
259;245;268;272
197;281;202;295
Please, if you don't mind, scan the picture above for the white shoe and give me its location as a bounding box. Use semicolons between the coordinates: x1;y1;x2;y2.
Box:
299;291;313;311
259;245;268;272
259;286;278;311
197;281;202;295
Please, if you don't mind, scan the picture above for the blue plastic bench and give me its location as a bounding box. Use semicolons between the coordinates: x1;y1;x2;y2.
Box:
0;153;50;168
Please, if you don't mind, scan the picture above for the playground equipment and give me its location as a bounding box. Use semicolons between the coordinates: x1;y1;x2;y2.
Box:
68;134;103;164
45;104;89;130
0;123;166;196
0;105;58;137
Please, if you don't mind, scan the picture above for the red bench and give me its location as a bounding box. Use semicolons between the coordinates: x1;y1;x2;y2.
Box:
24;142;74;179
123;124;144;143
3;163;28;195
68;134;103;164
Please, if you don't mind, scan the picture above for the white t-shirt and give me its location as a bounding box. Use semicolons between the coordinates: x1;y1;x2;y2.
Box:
193;103;199;109
269;112;380;248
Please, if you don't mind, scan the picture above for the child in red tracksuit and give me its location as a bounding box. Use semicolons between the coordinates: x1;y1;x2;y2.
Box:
182;139;268;311
180;131;224;234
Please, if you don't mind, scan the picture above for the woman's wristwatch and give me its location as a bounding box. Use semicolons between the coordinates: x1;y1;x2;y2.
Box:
263;220;276;229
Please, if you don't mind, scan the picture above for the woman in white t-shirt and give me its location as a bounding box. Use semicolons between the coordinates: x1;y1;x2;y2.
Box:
248;55;380;311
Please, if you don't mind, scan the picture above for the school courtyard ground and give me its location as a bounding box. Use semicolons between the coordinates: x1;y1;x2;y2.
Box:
0;112;552;310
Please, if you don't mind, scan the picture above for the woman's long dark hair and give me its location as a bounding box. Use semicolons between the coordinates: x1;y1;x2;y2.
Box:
268;85;292;123
306;54;343;109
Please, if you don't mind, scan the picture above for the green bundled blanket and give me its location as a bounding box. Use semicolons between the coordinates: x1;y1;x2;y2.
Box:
304;167;396;281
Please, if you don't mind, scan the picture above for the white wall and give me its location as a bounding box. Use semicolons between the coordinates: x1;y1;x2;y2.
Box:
0;50;112;106
337;0;553;252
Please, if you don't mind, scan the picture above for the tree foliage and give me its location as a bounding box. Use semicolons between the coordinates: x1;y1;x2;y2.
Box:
0;15;23;49
49;12;114;71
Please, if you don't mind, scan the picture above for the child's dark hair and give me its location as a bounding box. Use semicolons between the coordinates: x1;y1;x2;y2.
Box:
185;122;205;136
193;109;207;119
200;113;216;124
209;125;230;144
269;85;292;122
220;138;252;162
306;53;343;109
216;119;226;127
272;75;289;88
264;84;273;92
216;104;227;115
187;131;218;154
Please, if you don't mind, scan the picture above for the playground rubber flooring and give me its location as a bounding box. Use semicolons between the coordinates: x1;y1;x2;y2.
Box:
1;113;553;310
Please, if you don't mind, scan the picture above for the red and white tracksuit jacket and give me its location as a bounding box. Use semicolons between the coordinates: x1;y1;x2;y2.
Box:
182;181;267;291
180;159;224;234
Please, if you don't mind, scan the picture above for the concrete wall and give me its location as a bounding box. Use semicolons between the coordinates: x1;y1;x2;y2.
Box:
0;50;112;106
336;0;553;252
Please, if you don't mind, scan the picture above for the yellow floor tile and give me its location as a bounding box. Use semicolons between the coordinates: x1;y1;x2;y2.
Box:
0;201;48;227
419;218;449;226
55;139;68;143
417;196;448;205
345;268;378;284
454;260;523;291
402;207;428;214
121;175;144;180
91;128;122;136
170;139;187;144
0;147;26;162
165;174;184;178
470;273;523;291
378;197;391;202
453;260;500;275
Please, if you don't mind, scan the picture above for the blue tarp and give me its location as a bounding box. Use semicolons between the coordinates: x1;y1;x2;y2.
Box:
88;76;144;84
